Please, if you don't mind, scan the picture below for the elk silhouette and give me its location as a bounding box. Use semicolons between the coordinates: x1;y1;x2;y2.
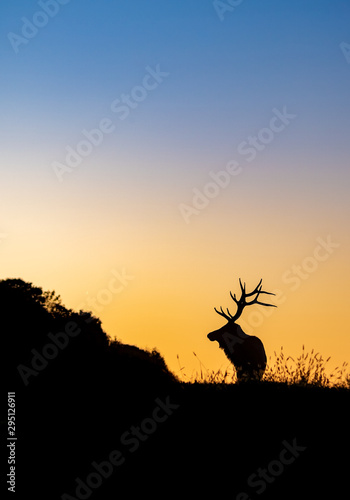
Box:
207;279;276;382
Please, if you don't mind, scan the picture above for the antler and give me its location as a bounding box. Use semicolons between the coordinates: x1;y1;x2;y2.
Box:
214;278;276;322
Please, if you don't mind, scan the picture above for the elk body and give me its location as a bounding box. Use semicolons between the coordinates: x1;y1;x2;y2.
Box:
207;279;276;382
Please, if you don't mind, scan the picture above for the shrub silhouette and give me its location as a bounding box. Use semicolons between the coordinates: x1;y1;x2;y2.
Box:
1;278;178;496
1;278;176;393
1;279;349;499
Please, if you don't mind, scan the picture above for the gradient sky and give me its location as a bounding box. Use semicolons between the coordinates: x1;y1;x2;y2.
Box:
1;0;350;379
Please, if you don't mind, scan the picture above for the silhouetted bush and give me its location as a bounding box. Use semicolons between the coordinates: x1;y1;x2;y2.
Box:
2;278;349;499
1;278;176;394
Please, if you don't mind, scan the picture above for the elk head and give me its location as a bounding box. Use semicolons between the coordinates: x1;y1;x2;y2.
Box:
207;279;276;381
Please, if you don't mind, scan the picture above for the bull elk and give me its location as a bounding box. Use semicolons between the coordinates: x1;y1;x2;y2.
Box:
207;279;276;382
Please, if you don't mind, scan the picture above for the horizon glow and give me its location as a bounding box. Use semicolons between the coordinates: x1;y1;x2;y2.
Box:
1;0;349;378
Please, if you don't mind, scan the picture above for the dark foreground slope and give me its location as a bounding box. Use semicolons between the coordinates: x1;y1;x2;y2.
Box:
5;380;349;500
1;279;349;499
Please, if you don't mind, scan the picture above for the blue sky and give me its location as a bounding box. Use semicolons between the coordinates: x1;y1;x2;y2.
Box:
2;1;349;162
1;1;350;375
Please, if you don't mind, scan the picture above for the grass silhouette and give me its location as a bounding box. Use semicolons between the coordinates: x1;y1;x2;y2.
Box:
2;278;349;498
264;345;349;388
179;347;350;388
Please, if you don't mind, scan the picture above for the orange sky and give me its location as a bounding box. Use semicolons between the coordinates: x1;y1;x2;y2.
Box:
2;161;349;380
2;1;350;381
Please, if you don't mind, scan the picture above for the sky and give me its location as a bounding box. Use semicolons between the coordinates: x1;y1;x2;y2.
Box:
1;0;350;380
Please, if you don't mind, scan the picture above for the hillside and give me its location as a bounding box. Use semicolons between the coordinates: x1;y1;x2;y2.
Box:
8;380;349;499
1;279;349;499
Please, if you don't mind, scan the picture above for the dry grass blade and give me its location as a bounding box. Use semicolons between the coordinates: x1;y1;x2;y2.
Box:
177;348;350;388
